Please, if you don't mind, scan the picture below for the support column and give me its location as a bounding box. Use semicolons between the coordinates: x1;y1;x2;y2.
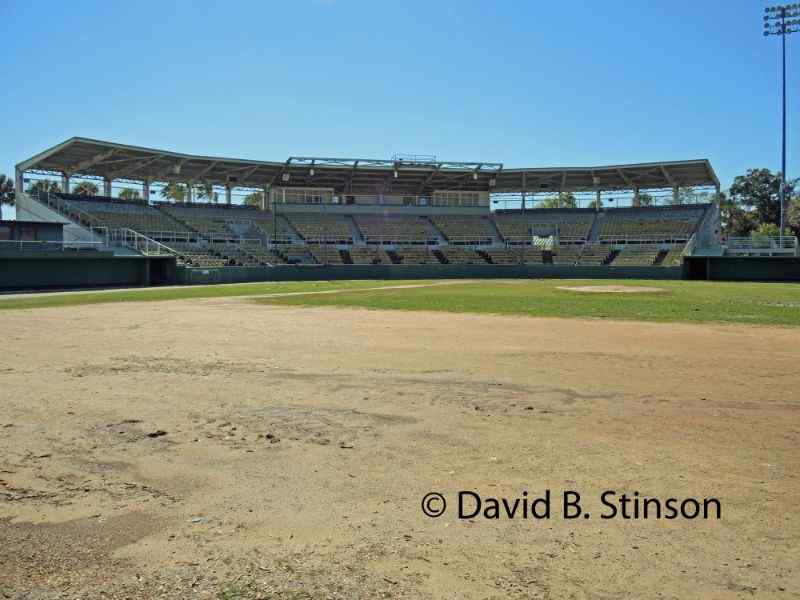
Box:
225;185;232;205
61;173;70;194
143;180;150;202
714;183;721;204
262;185;269;211
104;178;112;197
672;185;679;205
15;168;23;195
521;172;527;213
633;187;640;207
185;182;193;203
595;190;601;212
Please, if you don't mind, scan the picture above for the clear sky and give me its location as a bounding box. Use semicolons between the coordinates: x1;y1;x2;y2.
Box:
0;0;796;192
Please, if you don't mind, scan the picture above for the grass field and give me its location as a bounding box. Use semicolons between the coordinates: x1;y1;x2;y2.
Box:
257;279;800;326
2;278;800;326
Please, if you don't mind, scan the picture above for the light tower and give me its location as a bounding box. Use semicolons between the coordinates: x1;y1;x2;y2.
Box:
764;4;799;236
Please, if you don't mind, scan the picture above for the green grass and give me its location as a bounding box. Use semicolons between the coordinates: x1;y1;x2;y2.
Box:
3;278;799;326
254;279;800;327
0;280;433;311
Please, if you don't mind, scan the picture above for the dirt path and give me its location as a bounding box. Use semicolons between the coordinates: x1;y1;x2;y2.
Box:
1;299;797;599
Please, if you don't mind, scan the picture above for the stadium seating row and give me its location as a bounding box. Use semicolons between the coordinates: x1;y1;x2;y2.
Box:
44;193;697;267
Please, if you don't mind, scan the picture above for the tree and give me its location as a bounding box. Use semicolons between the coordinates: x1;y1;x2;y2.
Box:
752;222;780;238
196;182;218;203
719;193;757;237
244;192;264;208
73;181;99;196
634;192;654;207
27;180;60;195
118;188;141;201
728;168;797;227
0;174;15;207
160;182;186;202
538;192;576;209
786;199;800;236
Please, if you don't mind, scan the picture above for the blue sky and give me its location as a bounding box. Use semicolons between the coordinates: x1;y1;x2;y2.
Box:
0;0;796;192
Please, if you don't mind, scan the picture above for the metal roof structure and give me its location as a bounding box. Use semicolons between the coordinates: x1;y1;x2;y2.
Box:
16;137;720;195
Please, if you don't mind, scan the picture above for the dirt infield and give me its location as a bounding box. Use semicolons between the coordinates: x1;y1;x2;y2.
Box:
1;299;798;599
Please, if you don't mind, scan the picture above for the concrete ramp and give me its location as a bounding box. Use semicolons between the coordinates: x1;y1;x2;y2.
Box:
15;193;105;244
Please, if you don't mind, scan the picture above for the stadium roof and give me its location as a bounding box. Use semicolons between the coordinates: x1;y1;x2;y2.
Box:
16;137;720;194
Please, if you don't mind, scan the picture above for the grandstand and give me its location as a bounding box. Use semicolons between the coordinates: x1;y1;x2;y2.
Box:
9;137;733;282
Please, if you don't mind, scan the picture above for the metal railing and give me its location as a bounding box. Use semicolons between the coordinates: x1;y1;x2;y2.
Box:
107;228;178;256
362;235;437;245
724;236;799;255
0;239;106;252
598;233;693;243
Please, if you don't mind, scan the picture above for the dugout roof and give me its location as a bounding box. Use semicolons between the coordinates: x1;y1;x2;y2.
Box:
17;137;720;194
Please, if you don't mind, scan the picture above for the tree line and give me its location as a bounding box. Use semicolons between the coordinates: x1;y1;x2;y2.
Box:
2;169;798;236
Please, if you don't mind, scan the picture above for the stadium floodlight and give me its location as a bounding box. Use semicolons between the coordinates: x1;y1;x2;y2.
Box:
764;4;799;236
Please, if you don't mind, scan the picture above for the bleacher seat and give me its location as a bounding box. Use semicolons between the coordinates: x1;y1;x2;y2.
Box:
349;245;392;265
286;214;352;243
430;216;493;244
354;215;435;244
393;246;441;264
439;246;487;264
598;207;704;240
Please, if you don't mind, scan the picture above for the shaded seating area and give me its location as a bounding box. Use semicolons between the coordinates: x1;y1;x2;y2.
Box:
348;245;393;265
285;214;353;243
492;212;592;241
429;216;493;244
56;194;189;237
483;247;545;264
307;245;347;264
165;241;229;267
611;244;663;266
550;244;583;265
393;246;442;264
575;244;613;266
354;215;435;244
597;207;705;240
438;246;487;264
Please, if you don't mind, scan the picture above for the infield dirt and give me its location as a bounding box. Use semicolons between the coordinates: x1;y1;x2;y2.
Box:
1;297;798;599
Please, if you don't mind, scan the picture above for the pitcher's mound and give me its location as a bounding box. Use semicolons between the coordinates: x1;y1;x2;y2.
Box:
557;285;666;294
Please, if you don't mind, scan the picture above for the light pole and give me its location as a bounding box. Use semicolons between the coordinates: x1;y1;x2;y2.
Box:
764;4;799;237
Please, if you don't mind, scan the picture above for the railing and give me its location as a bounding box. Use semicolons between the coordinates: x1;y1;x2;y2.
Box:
446;235;493;245
0;239;105;253
598;233;693;243
362;235;437;245
682;233;697;257
33;191;111;233
724;236;799;255
108;228;178;256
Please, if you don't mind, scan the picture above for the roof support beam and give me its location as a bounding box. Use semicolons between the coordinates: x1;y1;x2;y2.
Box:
417;165;442;194
65;148;119;175
109;154;164;180
660;165;676;187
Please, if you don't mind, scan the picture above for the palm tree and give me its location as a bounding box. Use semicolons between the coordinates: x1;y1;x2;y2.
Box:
118;188;141;201
73;181;99;196
0;174;15;207
196;182;218;203
26;180;60;195
539;192;577;209
160;182;186;202
244;191;263;208
0;175;14;219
